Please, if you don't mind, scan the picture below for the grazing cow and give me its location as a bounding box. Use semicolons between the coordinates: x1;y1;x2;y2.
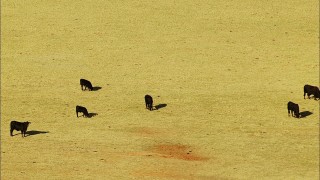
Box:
76;105;90;118
304;84;320;100
145;95;153;111
287;101;300;118
10;121;31;137
80;79;93;91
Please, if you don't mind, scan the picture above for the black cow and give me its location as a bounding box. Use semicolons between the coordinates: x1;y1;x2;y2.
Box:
287;101;300;118
76;105;89;118
10;121;31;137
145;95;153;111
80;79;93;91
304;84;320;100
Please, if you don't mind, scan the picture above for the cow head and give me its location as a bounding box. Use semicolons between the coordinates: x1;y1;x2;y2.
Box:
25;121;31;127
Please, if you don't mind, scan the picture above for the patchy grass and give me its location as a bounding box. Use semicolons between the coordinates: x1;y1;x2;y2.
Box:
1;0;319;179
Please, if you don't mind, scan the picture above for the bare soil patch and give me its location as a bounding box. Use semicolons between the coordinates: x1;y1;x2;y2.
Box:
150;144;209;161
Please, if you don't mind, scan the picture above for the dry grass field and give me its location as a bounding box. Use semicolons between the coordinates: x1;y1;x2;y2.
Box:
1;0;319;179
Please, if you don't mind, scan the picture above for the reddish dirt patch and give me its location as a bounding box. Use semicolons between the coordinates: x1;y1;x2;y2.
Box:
150;144;209;161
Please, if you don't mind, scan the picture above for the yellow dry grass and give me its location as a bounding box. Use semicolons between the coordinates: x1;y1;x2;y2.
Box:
1;0;319;179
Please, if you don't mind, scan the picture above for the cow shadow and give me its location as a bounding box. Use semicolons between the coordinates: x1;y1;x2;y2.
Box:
92;86;102;91
154;104;167;110
300;111;313;118
88;113;98;118
25;130;49;137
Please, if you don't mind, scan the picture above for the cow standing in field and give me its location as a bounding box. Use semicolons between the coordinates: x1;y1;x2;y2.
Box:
10;121;31;137
304;84;320;100
145;95;153;111
76;105;90;118
287;101;300;118
80;79;93;91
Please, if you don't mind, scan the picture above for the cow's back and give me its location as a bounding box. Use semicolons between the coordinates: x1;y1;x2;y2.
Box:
304;84;320;99
287;101;294;109
76;105;84;111
287;101;299;110
10;121;19;126
304;84;312;91
10;121;22;129
145;95;153;103
80;79;84;84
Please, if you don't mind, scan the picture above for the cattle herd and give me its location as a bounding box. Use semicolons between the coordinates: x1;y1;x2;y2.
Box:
10;79;158;137
9;80;320;137
287;84;320;118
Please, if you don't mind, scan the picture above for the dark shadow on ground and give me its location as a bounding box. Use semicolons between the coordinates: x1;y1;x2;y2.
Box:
92;86;102;91
88;113;98;118
300;111;313;118
25;130;49;137
155;104;167;110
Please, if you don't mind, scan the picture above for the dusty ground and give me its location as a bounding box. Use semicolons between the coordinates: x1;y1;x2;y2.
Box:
1;0;319;179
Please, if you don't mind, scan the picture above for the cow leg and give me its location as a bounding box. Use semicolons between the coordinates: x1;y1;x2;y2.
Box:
76;111;79;118
85;111;89;117
288;110;290;117
10;129;13;136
